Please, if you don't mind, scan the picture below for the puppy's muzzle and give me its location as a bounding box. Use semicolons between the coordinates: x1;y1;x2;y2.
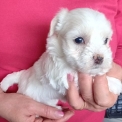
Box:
93;55;104;65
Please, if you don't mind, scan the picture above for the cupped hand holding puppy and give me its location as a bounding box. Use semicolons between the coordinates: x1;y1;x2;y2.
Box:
67;62;122;111
0;89;74;122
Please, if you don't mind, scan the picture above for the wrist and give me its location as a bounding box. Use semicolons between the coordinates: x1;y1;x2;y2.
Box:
0;88;7;118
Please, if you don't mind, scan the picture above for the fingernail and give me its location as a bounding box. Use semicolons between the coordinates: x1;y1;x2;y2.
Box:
55;110;64;117
67;74;74;81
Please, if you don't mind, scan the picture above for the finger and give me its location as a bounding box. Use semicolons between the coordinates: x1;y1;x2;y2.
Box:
78;73;93;102
35;120;43;122
93;75;118;107
67;74;84;109
77;73;106;110
83;102;107;112
44;110;74;122
66;74;107;111
30;102;64;120
25;115;36;122
56;110;74;122
34;117;43;122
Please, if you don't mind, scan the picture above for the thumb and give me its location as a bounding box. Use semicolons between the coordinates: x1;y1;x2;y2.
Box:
67;74;84;110
93;75;118;107
31;102;64;120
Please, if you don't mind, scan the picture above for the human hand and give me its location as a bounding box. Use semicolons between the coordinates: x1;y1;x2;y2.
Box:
66;62;122;111
0;89;74;122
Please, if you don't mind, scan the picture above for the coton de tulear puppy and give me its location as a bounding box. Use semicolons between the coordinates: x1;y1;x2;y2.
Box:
1;8;122;109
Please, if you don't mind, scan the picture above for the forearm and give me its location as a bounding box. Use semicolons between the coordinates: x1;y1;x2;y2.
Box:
0;87;4;93
0;87;8;119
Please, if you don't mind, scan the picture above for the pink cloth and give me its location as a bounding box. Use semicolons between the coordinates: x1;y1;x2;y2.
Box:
0;0;122;122
114;0;122;66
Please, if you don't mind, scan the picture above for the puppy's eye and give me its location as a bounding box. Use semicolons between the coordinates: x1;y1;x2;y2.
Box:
74;37;84;44
104;38;108;44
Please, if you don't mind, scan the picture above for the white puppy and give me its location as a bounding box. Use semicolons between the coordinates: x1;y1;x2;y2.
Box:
1;8;122;108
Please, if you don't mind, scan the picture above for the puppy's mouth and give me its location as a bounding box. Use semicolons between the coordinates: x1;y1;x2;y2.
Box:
89;65;103;76
92;65;101;69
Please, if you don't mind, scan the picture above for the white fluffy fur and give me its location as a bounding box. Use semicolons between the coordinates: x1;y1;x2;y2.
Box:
1;8;122;108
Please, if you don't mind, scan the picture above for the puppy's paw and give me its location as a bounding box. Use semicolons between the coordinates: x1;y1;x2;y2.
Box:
107;76;122;94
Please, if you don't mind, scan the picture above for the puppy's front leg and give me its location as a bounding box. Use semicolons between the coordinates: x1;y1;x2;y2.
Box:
107;76;122;94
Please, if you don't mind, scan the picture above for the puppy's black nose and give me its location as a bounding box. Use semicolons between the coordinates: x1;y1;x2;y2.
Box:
93;55;104;65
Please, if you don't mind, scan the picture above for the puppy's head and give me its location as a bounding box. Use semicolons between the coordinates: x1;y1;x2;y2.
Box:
47;8;113;76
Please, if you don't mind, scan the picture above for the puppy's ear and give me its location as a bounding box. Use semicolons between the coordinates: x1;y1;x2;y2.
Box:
48;8;68;37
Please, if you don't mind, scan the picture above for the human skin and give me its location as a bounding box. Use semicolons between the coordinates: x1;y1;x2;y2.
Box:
0;63;121;122
0;88;74;122
67;62;122;111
